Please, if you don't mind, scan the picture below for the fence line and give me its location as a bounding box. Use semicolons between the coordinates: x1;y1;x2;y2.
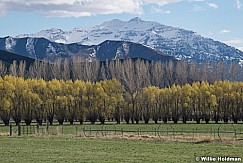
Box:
1;124;243;142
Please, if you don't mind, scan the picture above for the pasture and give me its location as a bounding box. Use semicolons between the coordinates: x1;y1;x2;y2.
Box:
0;135;242;163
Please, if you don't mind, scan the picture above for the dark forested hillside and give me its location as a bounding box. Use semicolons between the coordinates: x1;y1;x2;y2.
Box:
0;50;35;66
0;37;177;62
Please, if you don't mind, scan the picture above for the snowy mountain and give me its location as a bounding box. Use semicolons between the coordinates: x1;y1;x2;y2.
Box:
16;17;243;64
0;37;176;62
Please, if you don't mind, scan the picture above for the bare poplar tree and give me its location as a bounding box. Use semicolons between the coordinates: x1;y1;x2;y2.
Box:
228;62;239;82
71;56;83;80
9;61;18;77
51;58;62;79
150;61;164;87
0;60;7;77
164;60;174;87
217;61;226;81
175;61;188;85
62;58;71;81
187;61;198;84
84;60;100;82
28;60;42;79
199;62;207;82
18;60;27;78
99;63;107;80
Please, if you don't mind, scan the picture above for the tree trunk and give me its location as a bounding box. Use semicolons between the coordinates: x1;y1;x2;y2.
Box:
162;117;168;124
69;120;74;125
13;114;21;126
182;116;187;124
3;118;10;126
36;118;43;125
48;115;54;125
58;118;64;125
135;117;139;124
79;118;84;125
24;119;32;126
131;117;134;124
205;115;210;124
172;113;179;124
223;116;228;123
0;111;10;126
99;117;105;124
124;113;130;124
88;112;97;124
68;116;74;125
232;113;238;124
214;112;220;124
205;119;210;124
144;117;149;124
195;116;201;124
1;115;10;126
173;118;178;124
116;118;120;124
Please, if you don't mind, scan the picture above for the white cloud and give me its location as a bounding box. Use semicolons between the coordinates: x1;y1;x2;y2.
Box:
207;2;218;9
188;0;205;2
0;0;221;17
144;0;182;6
151;6;171;14
220;29;231;34
0;0;189;17
236;0;242;10
193;5;206;11
224;39;243;44
238;47;243;51
224;39;243;51
0;3;6;16
0;0;144;17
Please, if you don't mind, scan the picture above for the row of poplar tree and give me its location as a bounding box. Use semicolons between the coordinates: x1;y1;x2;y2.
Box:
1;57;243;90
0;75;243;126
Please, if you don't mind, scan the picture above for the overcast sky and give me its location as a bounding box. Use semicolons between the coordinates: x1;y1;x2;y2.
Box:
0;0;242;51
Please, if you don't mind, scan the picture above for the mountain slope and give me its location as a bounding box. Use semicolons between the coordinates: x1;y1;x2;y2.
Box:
0;49;36;66
17;17;243;64
0;37;176;62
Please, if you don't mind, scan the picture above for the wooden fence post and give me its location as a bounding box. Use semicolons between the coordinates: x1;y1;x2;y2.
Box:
22;125;24;135
193;128;194;141
37;124;40;135
9;124;12;136
76;126;78;135
46;120;49;135
18;124;21;136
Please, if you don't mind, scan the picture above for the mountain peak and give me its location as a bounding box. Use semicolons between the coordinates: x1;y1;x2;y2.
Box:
12;18;243;63
129;17;143;22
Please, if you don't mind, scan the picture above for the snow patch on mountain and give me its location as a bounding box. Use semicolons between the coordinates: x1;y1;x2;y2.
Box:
89;48;96;58
26;38;36;58
5;37;16;51
46;43;57;56
115;42;130;60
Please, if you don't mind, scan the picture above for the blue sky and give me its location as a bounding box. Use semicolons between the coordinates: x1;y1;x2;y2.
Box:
0;0;242;51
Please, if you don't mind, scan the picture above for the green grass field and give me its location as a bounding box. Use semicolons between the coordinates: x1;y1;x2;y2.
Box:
0;135;242;163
